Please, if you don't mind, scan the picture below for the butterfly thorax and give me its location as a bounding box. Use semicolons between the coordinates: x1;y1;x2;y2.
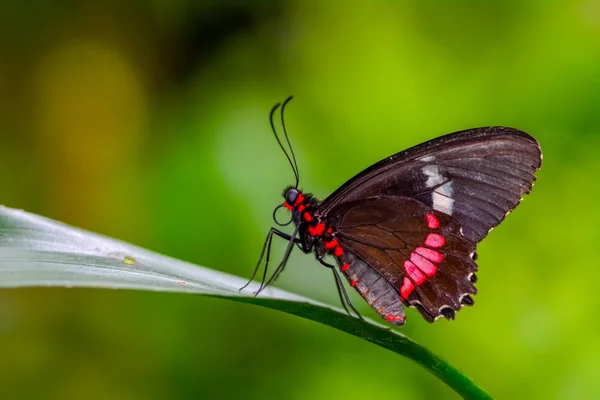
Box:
282;188;344;259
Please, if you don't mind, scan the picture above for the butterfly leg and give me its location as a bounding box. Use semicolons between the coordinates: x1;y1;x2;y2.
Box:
318;258;364;321
240;227;301;292
256;224;301;295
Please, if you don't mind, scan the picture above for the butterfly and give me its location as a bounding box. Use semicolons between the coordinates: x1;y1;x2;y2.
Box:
243;97;542;325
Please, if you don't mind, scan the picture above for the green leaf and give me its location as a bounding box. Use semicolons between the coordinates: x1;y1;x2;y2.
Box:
0;206;491;399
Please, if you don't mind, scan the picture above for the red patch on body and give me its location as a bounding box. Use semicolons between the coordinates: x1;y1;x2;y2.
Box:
283;202;292;210
384;313;405;323
341;262;350;272
426;213;440;229
326;227;333;234
294;193;304;206
334;247;344;257
308;223;325;236
410;252;438;277
297;204;306;212
425;233;445;248
303;212;312;222
404;260;427;285
400;277;414;299
415;247;443;263
324;239;339;249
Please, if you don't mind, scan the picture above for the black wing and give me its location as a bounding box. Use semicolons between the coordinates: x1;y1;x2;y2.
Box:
319;127;542;242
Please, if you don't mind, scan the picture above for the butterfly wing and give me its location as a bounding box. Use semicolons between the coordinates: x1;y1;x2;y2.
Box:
327;196;478;322
319;127;542;242
320;127;541;322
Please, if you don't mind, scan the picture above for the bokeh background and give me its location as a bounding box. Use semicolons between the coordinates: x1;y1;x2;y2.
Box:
1;1;599;399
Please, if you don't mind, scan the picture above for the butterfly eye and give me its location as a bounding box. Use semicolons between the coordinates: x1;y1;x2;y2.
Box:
285;189;298;205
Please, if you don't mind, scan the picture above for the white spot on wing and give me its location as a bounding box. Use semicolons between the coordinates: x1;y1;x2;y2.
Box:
432;181;454;215
418;155;436;162
422;165;444;187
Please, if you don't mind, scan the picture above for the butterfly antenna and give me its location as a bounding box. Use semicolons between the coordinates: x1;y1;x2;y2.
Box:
280;96;300;188
270;101;298;185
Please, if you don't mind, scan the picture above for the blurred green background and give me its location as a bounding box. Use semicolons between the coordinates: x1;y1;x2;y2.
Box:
1;1;599;399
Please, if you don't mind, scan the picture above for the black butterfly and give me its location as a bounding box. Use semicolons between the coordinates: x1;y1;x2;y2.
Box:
243;97;542;325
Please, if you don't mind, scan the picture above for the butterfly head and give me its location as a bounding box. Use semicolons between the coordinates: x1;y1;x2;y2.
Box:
283;187;299;208
274;186;318;227
272;186;302;226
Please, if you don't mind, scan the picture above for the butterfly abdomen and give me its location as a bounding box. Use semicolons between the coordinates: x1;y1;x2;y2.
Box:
337;250;406;326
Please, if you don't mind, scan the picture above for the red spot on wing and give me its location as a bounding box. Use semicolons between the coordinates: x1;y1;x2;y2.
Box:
303;212;312;222
400;277;414;300
425;233;445;248
308;223;325;236
426;213;440;229
404;260;427;285
326;227;333;234
341;262;350;272
334;247;344;257
410;252;438;277
283;202;292;210
351;278;359;287
325;239;339;249
415;247;443;263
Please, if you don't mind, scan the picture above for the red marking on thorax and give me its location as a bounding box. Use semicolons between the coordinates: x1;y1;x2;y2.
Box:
426;213;440;229
410;252;438;277
303;212;312;222
294;193;305;206
334;247;344;257
283;202;292;210
425;233;445;248
341;262;350;272
325;239;339;249
308;223;325;236
298;204;306;213
400;277;414;299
